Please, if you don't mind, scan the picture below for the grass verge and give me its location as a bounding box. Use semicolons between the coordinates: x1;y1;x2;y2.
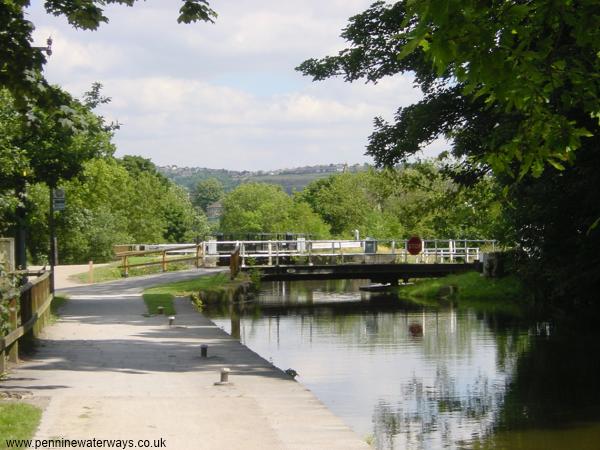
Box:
0;402;42;448
398;271;525;303
142;294;176;315
142;273;251;314
395;272;530;316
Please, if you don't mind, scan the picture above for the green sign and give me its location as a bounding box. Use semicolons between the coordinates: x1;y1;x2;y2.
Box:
52;189;66;211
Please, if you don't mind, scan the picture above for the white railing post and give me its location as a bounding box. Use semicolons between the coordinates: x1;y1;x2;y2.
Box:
268;241;273;266
331;241;335;265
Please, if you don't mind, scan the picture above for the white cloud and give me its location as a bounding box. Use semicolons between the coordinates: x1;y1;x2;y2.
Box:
26;0;427;170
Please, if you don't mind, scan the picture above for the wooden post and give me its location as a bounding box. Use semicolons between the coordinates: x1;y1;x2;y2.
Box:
0;347;5;374
32;282;39;336
88;260;94;284
8;296;18;363
123;255;129;278
40;276;49;330
308;241;313;266
230;246;240;280
275;242;280;266
195;244;200;268
162;251;167;272
202;242;206;267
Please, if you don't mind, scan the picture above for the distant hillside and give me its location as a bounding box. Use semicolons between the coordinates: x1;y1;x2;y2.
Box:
158;163;368;194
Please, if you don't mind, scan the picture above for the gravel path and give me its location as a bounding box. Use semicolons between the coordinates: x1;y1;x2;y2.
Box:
1;269;368;449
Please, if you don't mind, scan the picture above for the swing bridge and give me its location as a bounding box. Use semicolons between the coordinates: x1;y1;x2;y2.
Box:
116;239;496;284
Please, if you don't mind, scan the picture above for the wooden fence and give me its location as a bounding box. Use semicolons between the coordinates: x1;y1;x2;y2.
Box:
115;244;205;277
0;270;52;374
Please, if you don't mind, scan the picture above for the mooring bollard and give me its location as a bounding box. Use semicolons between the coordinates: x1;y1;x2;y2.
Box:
157;306;164;315
220;368;230;383
214;367;231;385
201;344;208;358
168;316;175;326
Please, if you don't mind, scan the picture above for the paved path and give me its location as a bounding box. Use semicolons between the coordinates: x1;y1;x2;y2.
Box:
1;269;369;449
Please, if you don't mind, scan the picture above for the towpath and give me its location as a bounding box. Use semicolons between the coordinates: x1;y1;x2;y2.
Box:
1;268;368;449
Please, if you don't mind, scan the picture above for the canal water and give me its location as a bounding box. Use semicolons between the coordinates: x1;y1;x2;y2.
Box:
204;280;600;449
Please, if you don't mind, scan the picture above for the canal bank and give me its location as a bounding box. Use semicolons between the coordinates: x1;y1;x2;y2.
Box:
0;271;369;449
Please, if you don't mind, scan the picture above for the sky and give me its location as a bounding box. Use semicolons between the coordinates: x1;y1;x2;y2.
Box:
27;0;441;171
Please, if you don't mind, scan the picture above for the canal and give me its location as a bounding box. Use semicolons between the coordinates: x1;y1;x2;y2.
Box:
204;279;600;449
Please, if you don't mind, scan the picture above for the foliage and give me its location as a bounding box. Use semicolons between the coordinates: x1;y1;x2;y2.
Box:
397;0;599;177
0;265;17;337
0;85;116;267
0;1;216;113
23;157;210;264
220;183;331;237
217;162;502;241
298;163;505;239
298;172;381;237
193;178;224;212
505;146;600;309
0;86;115;192
118;155;166;182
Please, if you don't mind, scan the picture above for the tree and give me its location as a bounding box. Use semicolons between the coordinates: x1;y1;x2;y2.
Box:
193;178;224;212
25;157;210;264
299;164;503;240
0;85;116;268
0;86;115;191
1;1;216;112
297;1;600;309
220;183;293;234
161;184;210;243
297;0;599;179
298;172;376;237
220;183;330;237
119;155;164;181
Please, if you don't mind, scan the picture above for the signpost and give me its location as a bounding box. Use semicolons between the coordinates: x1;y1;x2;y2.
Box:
407;236;423;256
49;188;66;293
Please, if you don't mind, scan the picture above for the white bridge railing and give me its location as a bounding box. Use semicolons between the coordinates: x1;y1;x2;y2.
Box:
130;239;496;268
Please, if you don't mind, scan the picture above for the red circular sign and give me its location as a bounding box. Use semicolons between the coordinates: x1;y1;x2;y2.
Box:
407;236;422;255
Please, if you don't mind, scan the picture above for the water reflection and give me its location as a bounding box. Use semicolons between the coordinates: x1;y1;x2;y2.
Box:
204;280;600;449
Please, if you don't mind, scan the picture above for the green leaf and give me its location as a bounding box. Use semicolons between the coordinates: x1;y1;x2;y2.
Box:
548;159;565;171
587;217;600;236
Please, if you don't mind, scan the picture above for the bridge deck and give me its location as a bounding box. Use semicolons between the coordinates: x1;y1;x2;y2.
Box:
243;262;482;283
